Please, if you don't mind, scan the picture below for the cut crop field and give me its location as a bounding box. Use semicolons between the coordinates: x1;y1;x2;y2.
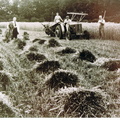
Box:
0;25;120;117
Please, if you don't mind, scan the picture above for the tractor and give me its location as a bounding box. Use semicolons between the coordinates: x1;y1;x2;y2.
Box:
43;12;89;40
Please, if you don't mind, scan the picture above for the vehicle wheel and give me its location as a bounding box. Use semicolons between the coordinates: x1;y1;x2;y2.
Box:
55;25;63;39
66;31;72;40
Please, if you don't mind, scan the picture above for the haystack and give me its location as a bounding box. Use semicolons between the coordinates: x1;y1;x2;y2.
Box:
0;72;10;91
23;32;29;40
0;60;3;70
48;39;61;47
79;49;96;63
26;52;46;62
17;39;26;50
102;60;120;71
33;38;46;44
45;70;79;90
29;46;38;52
57;47;76;54
52;87;107;117
35;60;60;73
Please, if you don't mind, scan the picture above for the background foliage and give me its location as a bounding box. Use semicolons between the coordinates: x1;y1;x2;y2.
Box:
0;0;120;22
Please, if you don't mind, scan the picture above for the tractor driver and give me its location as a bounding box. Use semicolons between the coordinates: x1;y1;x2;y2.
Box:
54;12;63;23
64;16;72;32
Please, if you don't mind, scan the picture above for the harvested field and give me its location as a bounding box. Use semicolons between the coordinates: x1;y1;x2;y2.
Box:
0;23;119;118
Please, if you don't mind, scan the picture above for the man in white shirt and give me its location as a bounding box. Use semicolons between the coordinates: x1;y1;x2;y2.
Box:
6;17;19;40
98;15;105;39
64;16;72;32
54;13;63;23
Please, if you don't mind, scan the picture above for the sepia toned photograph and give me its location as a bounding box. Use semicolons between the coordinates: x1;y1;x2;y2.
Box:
0;0;120;118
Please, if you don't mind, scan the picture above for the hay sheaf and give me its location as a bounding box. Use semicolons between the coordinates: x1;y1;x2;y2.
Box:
57;47;76;54
0;72;10;91
17;39;26;50
79;49;96;63
35;60;60;73
50;87;108;117
48;39;61;47
26;52;47;62
29;46;38;52
102;60;120;71
0;60;4;70
45;70;79;90
32;38;46;44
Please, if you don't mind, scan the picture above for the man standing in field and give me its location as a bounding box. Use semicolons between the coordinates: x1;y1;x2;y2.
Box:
98;15;105;39
6;17;19;40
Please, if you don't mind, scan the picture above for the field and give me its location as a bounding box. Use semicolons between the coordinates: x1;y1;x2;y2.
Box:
0;22;120;117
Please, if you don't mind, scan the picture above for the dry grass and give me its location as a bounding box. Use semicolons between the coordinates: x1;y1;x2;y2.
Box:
0;25;119;117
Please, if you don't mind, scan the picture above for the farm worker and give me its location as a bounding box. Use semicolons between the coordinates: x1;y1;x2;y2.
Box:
54;13;63;23
64;16;72;31
7;17;19;40
98;15;105;39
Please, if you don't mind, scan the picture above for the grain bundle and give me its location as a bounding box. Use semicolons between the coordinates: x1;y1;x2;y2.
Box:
102;60;120;71
48;38;61;47
45;70;79;90
32;38;46;44
17;39;26;50
0;72;10;91
79;49;96;63
35;60;60;73
26;52;46;62
29;46;38;52
57;47;76;54
0;60;3;70
50;87;107;117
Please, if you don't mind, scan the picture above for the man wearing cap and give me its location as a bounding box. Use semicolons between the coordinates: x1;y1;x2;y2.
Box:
98;15;105;39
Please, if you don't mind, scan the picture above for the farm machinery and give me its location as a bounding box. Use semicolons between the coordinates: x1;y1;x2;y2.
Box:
43;12;89;40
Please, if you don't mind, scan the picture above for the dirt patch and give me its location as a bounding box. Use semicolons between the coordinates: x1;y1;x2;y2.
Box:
57;47;76;54
102;60;120;71
48;39;61;47
45;70;79;90
35;60;60;73
79;49;96;63
26;52;47;62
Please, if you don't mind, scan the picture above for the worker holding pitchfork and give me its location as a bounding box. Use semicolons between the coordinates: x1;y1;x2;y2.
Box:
98;11;106;39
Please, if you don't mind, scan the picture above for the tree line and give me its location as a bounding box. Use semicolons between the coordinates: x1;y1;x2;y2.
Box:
0;0;120;22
